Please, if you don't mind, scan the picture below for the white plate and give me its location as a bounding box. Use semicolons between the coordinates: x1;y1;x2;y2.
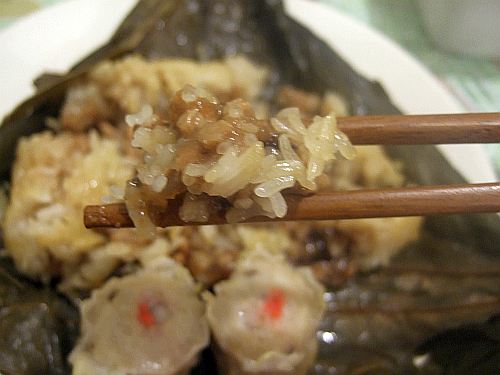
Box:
0;0;496;182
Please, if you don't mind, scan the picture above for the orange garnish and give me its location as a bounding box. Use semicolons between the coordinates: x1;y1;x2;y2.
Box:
137;300;156;328
263;289;285;320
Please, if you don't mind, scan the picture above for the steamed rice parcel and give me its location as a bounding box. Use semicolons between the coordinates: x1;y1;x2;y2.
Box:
1;55;422;374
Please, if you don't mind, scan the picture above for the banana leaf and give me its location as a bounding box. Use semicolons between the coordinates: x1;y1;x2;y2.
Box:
0;1;499;374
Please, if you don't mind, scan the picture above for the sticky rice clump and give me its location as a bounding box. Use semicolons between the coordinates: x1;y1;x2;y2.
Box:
2;131;134;280
124;85;356;232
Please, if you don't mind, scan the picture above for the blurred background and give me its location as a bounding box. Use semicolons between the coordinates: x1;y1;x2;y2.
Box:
1;0;499;170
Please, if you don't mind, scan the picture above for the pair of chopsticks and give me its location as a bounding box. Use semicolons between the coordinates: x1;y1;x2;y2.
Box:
84;113;500;229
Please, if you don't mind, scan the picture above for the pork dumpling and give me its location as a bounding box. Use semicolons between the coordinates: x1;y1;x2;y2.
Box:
70;262;209;375
205;251;325;375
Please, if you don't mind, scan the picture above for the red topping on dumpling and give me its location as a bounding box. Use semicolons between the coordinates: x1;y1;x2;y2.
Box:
263;289;285;320
137;300;156;328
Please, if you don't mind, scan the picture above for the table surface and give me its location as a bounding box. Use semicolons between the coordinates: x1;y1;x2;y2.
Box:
1;0;498;173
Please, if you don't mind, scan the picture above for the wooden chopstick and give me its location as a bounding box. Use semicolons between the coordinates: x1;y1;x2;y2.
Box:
337;112;500;144
84;182;500;228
